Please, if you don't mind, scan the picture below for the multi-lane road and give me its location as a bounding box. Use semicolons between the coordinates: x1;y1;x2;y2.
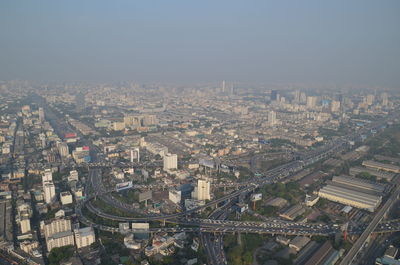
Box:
339;184;400;265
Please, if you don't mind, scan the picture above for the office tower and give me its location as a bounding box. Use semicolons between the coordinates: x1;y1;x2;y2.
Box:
381;92;389;107
130;148;140;163
58;142;69;157
192;179;211;201
44;182;56;204
294;90;301;102
74;227;95;249
222;80;225;93
331;100;341;112
42;169;53;184
38;107;45;122
163;153;178;170
271;90;278;101
306;96;317;109
268;111;277;126
366;94;375;105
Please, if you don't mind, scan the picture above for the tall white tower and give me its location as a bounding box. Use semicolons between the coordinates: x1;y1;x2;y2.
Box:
163;153;177;170
192;179;211;201
268;111;277;126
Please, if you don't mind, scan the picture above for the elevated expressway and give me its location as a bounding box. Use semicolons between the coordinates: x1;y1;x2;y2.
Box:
76;117;400;265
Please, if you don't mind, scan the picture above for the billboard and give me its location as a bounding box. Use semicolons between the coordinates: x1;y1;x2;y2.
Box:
65;132;77;139
251;193;262;202
131;223;149;230
116;181;133;192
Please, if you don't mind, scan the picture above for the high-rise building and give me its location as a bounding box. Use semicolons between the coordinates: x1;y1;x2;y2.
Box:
294;90;301;103
58;142;69;158
331;100;341;112
381;92;389;107
192;179;211;201
163;153;177;171
130;148;140;163
43;182;56;204
42;169;53;184
271;90;278;101
366;94;375;105
268;111;277;126
38;107;45;122
44;218;72;238
306;96;317;109
74;227;95;249
46;231;75;252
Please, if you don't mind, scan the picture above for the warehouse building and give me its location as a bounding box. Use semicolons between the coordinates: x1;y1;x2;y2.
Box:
330;175;385;195
349;166;395;181
362;160;400;173
318;176;383;212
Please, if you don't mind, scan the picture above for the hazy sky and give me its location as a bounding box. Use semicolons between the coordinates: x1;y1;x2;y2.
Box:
1;1;399;87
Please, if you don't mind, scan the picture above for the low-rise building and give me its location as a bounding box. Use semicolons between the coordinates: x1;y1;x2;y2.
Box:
289;236;311;252
362;160;400;173
60;191;73;205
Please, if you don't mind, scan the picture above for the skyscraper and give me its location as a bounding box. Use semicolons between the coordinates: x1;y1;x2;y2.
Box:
271;90;278;101
381;92;389;107
306;96;317;109
44;182;56;204
163;153;177;170
268;111;277;126
192;179;211;201
38;107;45;122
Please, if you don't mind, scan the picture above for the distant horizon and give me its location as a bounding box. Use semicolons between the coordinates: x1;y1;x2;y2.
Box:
1;79;398;91
1;1;399;87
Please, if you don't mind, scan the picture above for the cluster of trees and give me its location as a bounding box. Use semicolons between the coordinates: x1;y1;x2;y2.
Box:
224;233;265;265
48;245;74;265
261;182;304;205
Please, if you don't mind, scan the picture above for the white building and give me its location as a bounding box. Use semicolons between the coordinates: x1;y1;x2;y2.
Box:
331;100;341;112
191;179;211;201
68;170;79;182
163;153;178;171
268;111;277;126
44;218;72;238
46;231;75;252
306;96;317;109
74;227;95;249
58;142;69;158
43;182;56;204
20;217;31;234
60;191;73;205
169;189;181;204
42;169;53;184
